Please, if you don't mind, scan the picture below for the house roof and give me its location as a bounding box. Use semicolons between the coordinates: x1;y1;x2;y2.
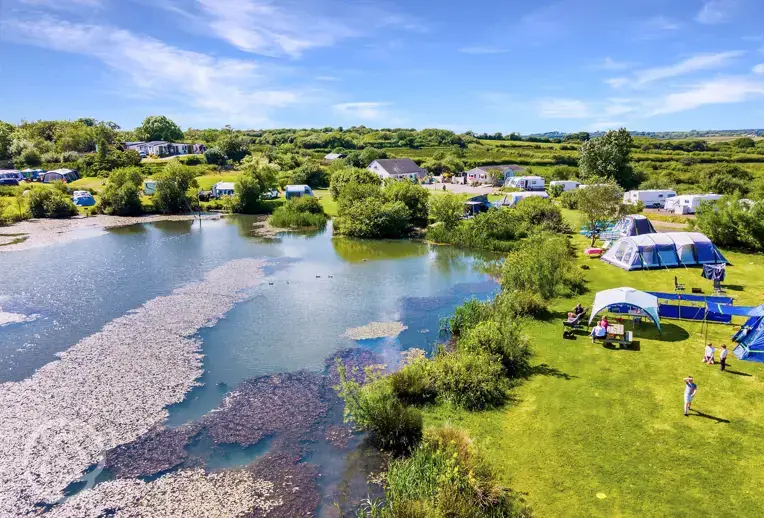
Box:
371;158;425;176
146;141;169;146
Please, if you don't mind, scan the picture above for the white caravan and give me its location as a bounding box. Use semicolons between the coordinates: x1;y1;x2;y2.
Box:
663;194;722;214
549;180;580;192
623;189;677;208
504;175;545;191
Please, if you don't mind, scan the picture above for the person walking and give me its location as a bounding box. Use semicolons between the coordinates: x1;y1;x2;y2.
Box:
683;376;697;416
720;344;728;371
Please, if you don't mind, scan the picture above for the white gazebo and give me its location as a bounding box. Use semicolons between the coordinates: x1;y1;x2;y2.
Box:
589;287;661;331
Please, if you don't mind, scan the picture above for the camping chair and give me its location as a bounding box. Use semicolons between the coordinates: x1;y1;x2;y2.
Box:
562;308;588;338
674;276;685;292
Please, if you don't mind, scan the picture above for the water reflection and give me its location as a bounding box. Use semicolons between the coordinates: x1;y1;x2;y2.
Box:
332;236;429;263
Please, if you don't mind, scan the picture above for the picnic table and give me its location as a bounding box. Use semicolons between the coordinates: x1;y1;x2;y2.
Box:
604;324;632;347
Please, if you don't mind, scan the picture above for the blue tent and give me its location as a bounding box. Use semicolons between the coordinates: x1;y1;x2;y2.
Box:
72;191;96;207
731;306;764;362
601;232;727;271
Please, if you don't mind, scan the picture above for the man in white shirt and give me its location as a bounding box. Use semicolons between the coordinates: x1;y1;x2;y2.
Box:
720;344;728;371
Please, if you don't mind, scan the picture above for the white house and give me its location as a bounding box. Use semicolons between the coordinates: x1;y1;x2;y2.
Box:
212;182;236;198
368;159;426;181
460;164;525;185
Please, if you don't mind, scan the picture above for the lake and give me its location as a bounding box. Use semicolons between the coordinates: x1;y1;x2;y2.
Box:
0;216;497;515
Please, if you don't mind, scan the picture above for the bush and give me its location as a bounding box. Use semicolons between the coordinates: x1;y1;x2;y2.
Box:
335;194;411;238
513;196;571;233
433;352;508;410
99;167;144;216
231;154;279;213
496;288;549;318
204;147;227;166
181;155;203;166
41;151;62;164
428;192;463;229
449;299;494;337
548;183;564;198
27;185;77;218
559;189;579;209
290;161;329;188
18;147;42;168
459;320;532;377
329;167;381;199
695;196;764;250
268;196;327;229
389;359;436;405
336;366;423;454
384;181;430;227
501;233;584;300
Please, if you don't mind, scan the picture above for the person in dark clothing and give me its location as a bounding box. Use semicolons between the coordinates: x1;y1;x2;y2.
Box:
720;344;728;371
573;303;584;316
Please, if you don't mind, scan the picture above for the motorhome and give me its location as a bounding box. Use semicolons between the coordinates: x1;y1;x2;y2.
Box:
663;194;721;214
504;175;545;191
623;189;677;208
549;180;580;192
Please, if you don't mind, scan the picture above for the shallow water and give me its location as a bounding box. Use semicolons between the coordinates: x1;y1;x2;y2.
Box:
0;216;498;513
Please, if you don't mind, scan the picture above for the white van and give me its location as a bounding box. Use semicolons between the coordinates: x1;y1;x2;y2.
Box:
663;194;721;214
623;189;677;208
549;180;580;192
504;175;545;191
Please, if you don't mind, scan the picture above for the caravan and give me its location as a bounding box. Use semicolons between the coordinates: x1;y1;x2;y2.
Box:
549;180;580;192
504;175;545;191
623;189;677;208
663;194;721;214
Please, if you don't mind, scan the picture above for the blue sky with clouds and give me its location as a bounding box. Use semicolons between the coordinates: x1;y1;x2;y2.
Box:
2;0;764;133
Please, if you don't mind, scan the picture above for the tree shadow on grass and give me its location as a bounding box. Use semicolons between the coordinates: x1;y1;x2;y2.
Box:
690;409;730;424
527;363;577;381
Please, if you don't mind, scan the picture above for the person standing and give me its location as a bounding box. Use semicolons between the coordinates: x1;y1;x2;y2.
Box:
720;344;728;371
683;376;697;416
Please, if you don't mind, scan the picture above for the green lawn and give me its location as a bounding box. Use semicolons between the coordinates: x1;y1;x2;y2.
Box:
193;172;242;191
313;189;338;216
423;227;764;517
70;177;106;192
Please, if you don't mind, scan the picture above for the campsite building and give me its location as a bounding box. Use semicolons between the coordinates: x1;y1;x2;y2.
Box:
368;159;426;181
623;189;677;208
212;182;236;198
601;232;727;271
663;194;721;214
459;164;525;185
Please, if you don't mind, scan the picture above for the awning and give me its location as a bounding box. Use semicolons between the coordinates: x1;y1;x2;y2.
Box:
589;287;661;330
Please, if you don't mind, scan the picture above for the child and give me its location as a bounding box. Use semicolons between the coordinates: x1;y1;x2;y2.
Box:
720;344;728;371
703;343;715;364
683;376;697;416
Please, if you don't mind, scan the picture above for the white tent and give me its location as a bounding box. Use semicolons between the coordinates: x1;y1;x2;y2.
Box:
589;287;661;331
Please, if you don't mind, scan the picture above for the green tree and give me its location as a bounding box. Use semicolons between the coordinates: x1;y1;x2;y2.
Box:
702;164;753;196
329;167;381;199
384;181;430;226
335;198;411;238
99;167;144;216
428;193;463;229
136;115;184;142
290;161;328;188
27;184;78;218
576;183;624;246
0;121;13;160
695;196;764;250
233;154;279;213
204;147;227;166
216;131;249;162
579;128;639;189
731;137;755;149
153;160;198;213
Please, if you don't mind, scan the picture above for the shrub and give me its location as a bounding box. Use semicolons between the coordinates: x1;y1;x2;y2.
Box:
548;183;564;198
501;233;584;300
204;147;227;166
335;197;411;238
514;196;570;233
99;167;144;216
27;185;77;218
695;196;764;250
41;151;62;164
702;164;753;196
384;181;430;227
329;167;381;199
290;161;329;188
428;193;463;229
459;320;532;377
559;189;579;209
449;298;494;337
268;196;327;229
18;147;42;168
336;365;423;454
181;155;203;166
432;352;508;410
496;288;549;318
389;359;436;405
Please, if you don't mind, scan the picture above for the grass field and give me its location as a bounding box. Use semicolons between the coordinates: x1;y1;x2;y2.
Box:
422;221;764;517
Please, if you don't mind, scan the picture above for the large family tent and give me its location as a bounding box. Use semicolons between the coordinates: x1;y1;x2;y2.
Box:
589;287;661;331
598;215;657;240
601;232;727;271
730;306;764;362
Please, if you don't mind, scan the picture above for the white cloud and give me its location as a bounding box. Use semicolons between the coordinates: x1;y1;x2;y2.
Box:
458;46;509;55
645;15;680;31
606;51;744;89
649;77;764;115
333;102;391;121
586;121;627;132
1;16;307;126
538;99;589;119
196;0;423;58
696;0;736;25
753;64;764;75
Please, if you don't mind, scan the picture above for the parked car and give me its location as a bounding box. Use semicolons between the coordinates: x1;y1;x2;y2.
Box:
263;189;280;200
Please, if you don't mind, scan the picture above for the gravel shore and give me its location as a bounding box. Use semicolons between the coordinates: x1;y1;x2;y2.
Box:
0;214;221;252
0;258;265;516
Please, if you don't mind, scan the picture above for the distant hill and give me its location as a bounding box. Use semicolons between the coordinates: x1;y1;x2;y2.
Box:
529;129;764;140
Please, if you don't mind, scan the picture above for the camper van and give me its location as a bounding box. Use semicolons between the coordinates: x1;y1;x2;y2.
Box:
663;194;722;214
504;175;545;191
623;189;677;208
549;180;580;192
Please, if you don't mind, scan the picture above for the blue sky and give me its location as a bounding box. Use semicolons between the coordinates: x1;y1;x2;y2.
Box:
2;0;764;133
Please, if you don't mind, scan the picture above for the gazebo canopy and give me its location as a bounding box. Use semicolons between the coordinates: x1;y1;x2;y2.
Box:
589;287;661;330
